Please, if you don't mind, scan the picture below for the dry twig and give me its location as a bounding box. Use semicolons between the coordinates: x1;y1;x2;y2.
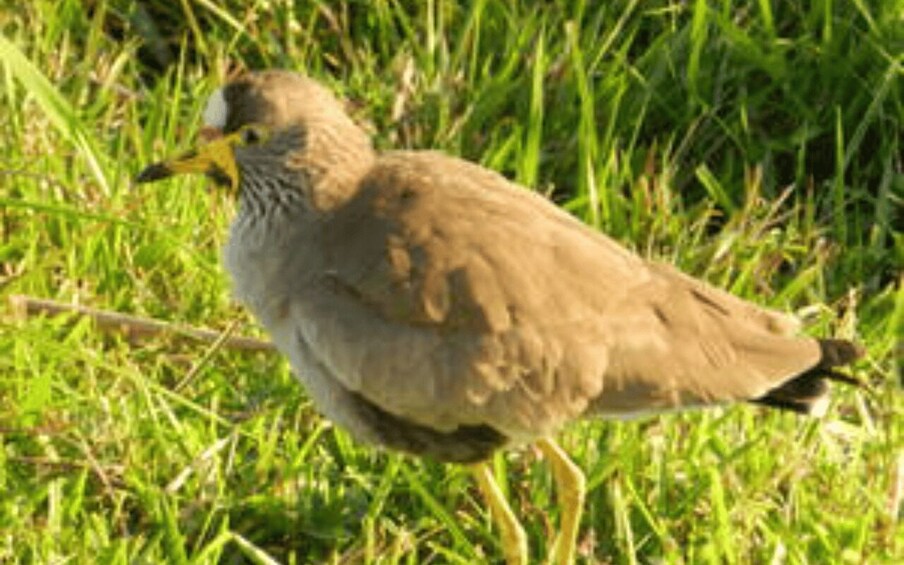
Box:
7;294;275;352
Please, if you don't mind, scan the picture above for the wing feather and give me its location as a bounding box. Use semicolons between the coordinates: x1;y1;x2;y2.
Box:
288;150;821;439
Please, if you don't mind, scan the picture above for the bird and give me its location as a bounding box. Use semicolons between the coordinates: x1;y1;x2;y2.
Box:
136;70;862;565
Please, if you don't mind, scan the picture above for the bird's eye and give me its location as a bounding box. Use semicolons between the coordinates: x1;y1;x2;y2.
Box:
239;125;266;145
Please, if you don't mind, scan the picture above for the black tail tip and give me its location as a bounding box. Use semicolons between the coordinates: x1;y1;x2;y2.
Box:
753;338;864;415
818;339;865;367
135;162;173;184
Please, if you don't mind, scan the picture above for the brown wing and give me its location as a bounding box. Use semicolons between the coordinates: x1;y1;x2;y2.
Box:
291;150;820;440
589;263;821;415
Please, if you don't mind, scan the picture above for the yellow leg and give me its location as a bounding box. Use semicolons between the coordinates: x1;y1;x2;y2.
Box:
472;462;528;565
537;438;586;565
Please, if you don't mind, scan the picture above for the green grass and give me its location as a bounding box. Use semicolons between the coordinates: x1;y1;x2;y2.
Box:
1;0;901;563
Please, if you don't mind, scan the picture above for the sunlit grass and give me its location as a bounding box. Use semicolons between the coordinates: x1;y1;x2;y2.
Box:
1;1;900;563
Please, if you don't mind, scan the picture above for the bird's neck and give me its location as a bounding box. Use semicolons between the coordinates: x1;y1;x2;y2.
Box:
235;118;376;226
288;117;377;212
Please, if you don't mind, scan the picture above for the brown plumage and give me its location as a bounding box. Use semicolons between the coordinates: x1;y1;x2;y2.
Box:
136;70;862;565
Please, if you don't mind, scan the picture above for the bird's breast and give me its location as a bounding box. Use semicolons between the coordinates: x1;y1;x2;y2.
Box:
223;215;312;328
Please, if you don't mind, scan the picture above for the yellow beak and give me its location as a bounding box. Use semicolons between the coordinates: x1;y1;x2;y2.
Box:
135;132;243;193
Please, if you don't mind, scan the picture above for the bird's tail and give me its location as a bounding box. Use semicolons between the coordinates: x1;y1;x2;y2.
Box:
752;339;863;416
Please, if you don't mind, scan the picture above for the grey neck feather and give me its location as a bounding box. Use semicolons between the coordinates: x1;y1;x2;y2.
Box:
229;132;312;251
234;127;310;220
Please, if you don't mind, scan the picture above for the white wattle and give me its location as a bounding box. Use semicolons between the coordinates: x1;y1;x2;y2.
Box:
202;87;227;129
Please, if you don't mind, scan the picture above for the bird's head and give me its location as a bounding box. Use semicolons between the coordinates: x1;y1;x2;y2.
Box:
136;71;374;209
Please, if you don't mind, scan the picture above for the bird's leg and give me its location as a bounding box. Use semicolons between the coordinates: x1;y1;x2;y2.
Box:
471;462;528;565
537;438;586;565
